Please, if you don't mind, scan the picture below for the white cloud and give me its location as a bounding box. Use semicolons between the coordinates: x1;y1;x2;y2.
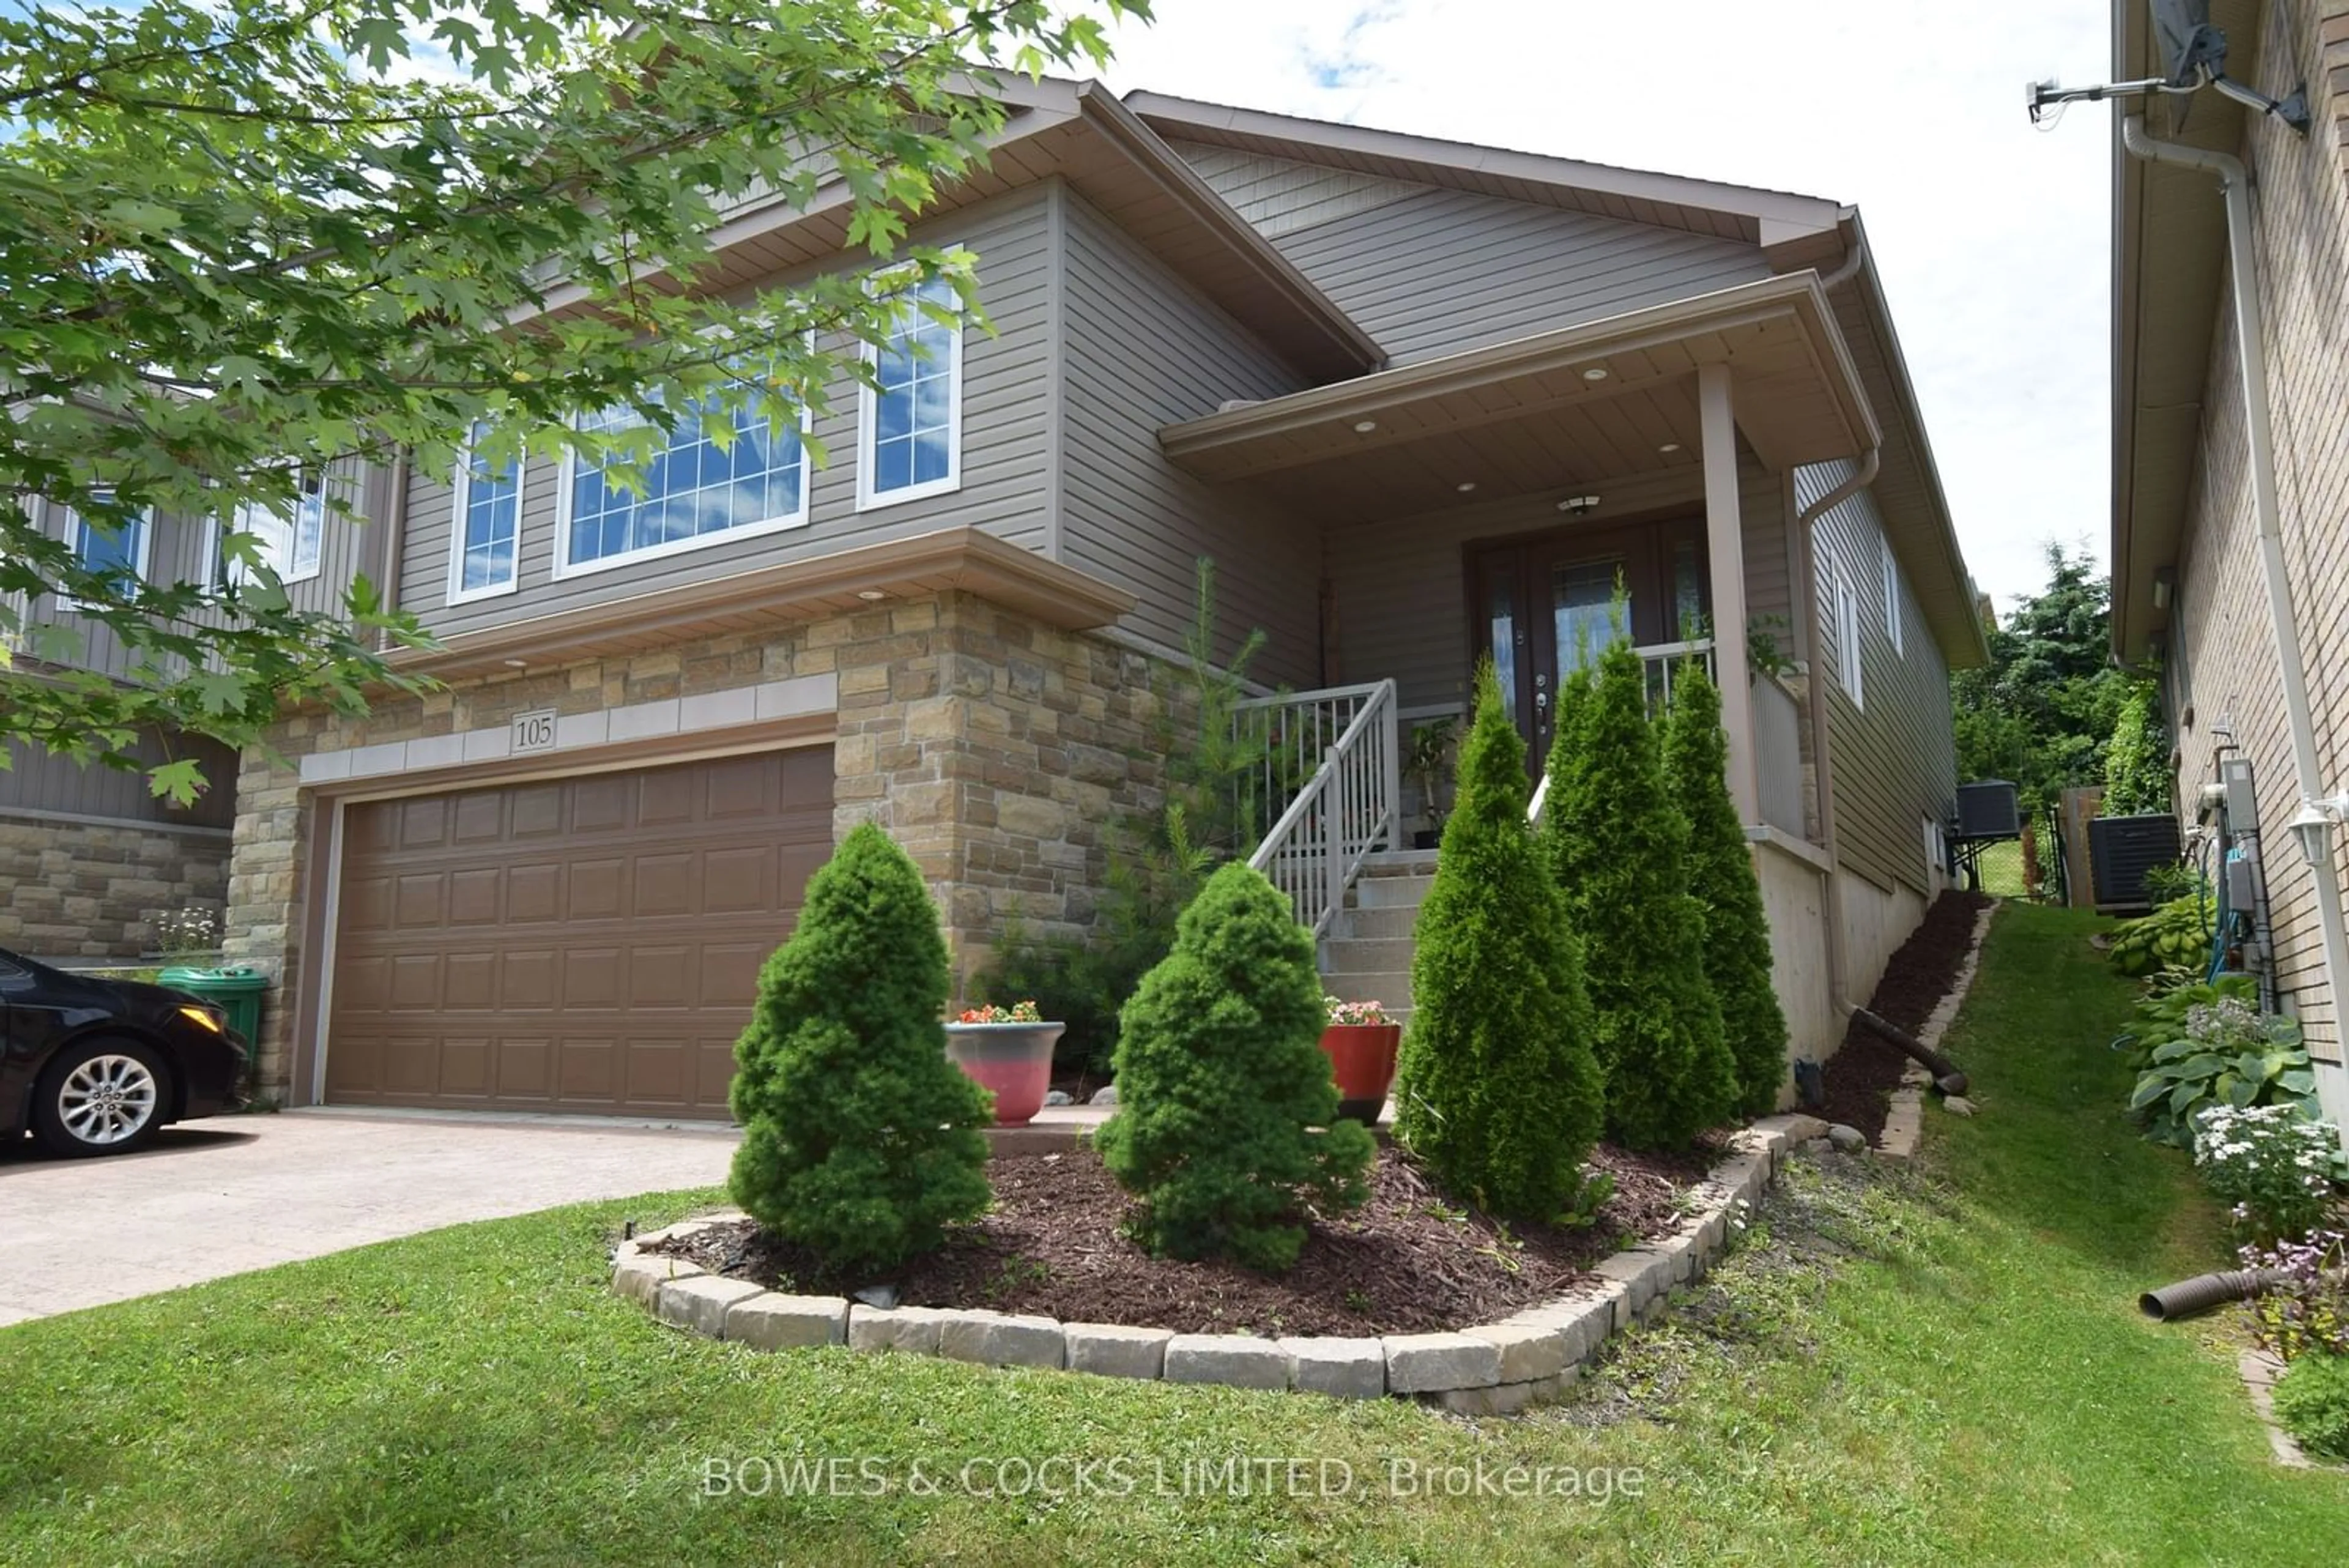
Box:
1096;0;2113;611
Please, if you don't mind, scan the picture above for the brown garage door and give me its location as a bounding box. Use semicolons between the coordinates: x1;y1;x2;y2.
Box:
325;746;833;1117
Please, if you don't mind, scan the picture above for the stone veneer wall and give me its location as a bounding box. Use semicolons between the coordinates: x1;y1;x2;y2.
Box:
0;815;228;960
223;589;1179;1098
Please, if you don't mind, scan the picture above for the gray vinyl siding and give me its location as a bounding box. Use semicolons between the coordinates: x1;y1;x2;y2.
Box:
1266;184;1772;365
401;187;1058;638
23;456;380;683
1056;190;1321;683
2;734;239;830
1329;453;1791;715
1800;458;1955;898
1165;140;1421;239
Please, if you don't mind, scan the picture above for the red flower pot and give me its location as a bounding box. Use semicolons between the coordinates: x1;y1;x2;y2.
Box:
1319;1023;1401;1124
943;1022;1065;1128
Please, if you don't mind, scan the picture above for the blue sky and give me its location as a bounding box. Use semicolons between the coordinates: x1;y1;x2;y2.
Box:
1094;0;2115;612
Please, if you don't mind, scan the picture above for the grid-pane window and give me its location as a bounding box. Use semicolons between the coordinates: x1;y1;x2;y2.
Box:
453;430;521;596
567;396;807;568
1834;566;1865;709
864;278;960;502
1881;533;1904;654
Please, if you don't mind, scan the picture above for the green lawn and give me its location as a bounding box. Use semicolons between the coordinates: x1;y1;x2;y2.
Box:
4;903;2343;1565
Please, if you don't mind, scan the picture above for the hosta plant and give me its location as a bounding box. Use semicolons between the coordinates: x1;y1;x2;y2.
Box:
2193;1104;2342;1243
2106;893;2214;979
2112;972;2261;1071
2128;994;2321;1146
2243;1230;2349;1363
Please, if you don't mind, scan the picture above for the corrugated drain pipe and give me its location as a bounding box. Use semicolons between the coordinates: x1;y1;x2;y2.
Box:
1791;253;1878;1027
2121;116;2349;1139
2139;1267;2288;1323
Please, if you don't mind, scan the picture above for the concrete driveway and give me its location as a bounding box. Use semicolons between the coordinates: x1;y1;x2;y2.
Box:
0;1109;738;1326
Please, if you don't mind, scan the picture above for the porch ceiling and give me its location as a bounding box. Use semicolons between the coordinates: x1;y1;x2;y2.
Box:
1157;275;1877;521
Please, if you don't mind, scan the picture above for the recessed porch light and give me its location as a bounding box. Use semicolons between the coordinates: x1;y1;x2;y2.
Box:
1353;419;1378;433
502;658;528;669
856;589;888;601
1456;481;1477;493
1581;367;1609;382
1658;442;1682;454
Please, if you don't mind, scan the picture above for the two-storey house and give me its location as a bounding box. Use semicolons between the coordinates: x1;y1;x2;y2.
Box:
14;80;1984;1119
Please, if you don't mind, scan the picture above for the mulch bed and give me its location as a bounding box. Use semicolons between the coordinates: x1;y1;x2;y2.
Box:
645;1136;1724;1337
1817;888;1991;1139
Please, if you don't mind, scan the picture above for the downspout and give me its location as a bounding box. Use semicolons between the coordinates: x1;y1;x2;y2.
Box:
1795;443;1877;1027
2121;115;2349;1136
374;446;410;653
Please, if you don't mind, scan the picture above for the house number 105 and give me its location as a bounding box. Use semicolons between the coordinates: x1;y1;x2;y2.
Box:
510;708;558;754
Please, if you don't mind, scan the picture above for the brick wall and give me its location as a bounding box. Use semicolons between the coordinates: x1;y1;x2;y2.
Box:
2164;0;2349;1058
0;815;227;960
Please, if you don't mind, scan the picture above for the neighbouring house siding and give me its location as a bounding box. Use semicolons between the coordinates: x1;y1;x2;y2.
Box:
23;455;385;682
2;735;237;831
1800;458;1956;902
1055;188;1321;683
2159;0;2349;1056
1261;182;1772;365
1327;453;1792;716
398;186;1059;639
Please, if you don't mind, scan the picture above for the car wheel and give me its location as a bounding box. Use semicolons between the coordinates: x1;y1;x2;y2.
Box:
32;1039;171;1157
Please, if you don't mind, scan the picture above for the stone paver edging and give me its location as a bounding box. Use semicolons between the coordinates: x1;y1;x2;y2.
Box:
608;1113;1830;1414
1878;899;1997;1159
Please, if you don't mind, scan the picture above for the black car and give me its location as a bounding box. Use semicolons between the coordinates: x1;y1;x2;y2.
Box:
1;947;248;1157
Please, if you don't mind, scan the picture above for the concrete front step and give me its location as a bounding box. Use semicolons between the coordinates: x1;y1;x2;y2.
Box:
1335;904;1420;940
1352;872;1438;910
1323;935;1414;974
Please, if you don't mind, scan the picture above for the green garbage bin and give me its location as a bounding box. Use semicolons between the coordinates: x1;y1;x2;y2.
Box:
160;965;269;1052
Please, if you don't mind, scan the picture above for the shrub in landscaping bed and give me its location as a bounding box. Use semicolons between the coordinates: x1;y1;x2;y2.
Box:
1096;861;1375;1273
2272;1351;2349;1463
1392;662;1606;1221
2192;1104;2340;1244
1661;656;1790;1117
727;822;993;1276
1542;636;1736;1150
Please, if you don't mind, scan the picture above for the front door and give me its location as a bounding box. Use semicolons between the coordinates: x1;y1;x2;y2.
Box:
1471;522;1709;767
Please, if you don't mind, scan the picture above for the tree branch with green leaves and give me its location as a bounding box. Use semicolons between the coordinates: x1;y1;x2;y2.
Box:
1;0;1146;801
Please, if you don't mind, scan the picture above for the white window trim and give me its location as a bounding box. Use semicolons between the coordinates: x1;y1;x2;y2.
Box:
1833;564;1865;710
232;471;327;585
1880;533;1904;655
59;494;154;610
855;273;965;513
552;399;812;581
445;439;525;605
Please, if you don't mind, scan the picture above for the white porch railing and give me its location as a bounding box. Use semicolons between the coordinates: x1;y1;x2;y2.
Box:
1529;639;1715;823
1238;679;1401;937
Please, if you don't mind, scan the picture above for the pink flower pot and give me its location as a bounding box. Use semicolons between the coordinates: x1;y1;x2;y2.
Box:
943;1022;1066;1128
1319;1023;1401;1124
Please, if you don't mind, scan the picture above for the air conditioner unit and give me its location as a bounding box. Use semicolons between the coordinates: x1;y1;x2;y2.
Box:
2090;814;2183;914
1953;780;2021;840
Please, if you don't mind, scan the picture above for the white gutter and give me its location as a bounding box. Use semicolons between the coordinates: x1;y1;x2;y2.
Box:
2122;115;2349;1137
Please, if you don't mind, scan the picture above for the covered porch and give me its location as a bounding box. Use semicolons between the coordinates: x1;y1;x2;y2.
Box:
1163;272;1877;845
1162;273;1882;1083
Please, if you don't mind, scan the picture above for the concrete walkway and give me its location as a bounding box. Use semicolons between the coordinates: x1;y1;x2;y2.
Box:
0;1109;739;1325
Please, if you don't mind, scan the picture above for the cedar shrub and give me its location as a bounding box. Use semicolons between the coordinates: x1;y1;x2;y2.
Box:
1542;637;1737;1149
1094;861;1375;1272
1393;661;1606;1219
1661;657;1791;1116
727;822;992;1276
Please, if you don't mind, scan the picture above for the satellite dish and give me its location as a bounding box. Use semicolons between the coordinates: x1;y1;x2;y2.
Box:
2150;0;2227;88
